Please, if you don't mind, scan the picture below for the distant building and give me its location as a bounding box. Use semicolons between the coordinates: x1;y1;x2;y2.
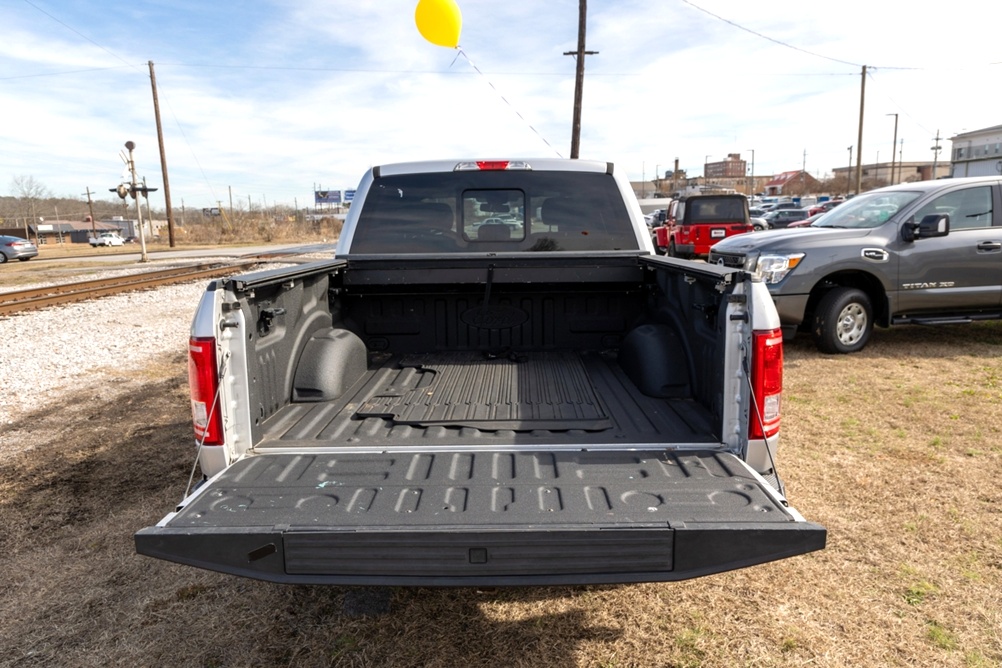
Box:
8;217;145;244
949;125;1002;178
705;154;747;179
832;161;945;186
34;220;124;244
764;171;821;196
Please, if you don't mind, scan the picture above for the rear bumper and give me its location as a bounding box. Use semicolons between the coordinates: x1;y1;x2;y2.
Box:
136;449;826;586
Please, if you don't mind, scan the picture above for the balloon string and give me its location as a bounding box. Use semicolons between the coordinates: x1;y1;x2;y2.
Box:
454;47;563;158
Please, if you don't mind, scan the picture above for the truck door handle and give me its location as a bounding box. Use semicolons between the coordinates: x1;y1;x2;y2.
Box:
976;241;1002;252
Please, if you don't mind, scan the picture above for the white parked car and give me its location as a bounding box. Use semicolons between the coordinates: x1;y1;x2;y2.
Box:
89;232;125;247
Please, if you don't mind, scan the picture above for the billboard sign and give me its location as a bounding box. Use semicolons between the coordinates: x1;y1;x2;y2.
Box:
315;190;342;204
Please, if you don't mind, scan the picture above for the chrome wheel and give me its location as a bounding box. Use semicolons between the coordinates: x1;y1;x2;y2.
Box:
836;303;868;346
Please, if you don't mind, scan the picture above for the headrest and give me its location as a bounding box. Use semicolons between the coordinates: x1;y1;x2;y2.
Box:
477;223;511;241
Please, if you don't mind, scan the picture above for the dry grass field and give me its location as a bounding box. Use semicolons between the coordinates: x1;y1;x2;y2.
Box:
1;320;1000;667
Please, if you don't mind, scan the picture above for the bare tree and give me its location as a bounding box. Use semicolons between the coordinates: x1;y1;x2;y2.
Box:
8;176;52;238
10;175;51;202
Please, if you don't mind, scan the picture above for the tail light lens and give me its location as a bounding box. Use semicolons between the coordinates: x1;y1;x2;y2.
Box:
453;160;531;171
749;328;783;439
188;336;224;446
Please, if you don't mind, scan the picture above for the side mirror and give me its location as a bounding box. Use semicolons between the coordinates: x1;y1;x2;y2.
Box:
902;213;949;242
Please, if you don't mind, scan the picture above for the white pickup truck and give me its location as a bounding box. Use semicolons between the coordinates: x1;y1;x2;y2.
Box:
136;159;825;586
89;232;125;247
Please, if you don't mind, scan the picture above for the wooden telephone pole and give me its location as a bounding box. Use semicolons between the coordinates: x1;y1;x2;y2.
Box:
148;61;176;247
565;0;597;159
82;187;97;237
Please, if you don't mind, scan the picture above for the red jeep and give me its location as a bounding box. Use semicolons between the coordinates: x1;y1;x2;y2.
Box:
653;194;753;258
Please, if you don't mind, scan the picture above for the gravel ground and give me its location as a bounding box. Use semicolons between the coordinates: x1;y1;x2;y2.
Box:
0;281;207;435
1;259;318;459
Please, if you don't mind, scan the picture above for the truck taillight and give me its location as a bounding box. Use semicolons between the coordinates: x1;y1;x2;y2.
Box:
188;336;224;446
749;328;783;439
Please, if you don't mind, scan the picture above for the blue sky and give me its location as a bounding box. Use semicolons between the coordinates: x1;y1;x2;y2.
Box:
3;0;1002;212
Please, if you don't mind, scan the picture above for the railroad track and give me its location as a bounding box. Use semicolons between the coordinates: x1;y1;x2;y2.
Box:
0;261;258;315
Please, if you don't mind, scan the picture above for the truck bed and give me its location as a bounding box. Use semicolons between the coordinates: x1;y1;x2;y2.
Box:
256;349;719;452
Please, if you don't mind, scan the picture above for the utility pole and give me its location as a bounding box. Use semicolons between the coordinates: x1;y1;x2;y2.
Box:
564;0;597;159
229;186;234;222
747;149;755;197
853;64;869;193
855;65;866;194
931;129;943;179
148;61;176;247
886;113;898;186
83;187;97;237
898;138;904;183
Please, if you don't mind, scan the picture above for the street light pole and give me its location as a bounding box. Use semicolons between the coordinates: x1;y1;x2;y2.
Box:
847;146;853;195
887;113;898;185
747;149;755;197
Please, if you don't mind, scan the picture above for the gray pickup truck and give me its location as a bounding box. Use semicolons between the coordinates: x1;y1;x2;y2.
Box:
135;159;824;586
710;176;1002;353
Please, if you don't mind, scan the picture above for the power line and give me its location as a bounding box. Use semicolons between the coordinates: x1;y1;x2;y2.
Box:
680;0;919;71
20;0;139;71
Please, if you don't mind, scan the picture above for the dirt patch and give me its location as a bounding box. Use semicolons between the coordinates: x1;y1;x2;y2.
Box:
1;324;1000;667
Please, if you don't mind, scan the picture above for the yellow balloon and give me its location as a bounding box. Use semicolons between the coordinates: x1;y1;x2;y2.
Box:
415;0;462;48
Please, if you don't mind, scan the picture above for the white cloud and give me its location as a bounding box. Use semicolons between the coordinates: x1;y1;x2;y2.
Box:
2;0;1002;208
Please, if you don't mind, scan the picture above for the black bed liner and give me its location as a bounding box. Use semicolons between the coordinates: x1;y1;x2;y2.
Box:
135;448;825;585
258;350;718;450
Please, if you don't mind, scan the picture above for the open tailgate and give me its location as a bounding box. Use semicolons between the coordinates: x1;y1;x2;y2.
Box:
136;449;825;586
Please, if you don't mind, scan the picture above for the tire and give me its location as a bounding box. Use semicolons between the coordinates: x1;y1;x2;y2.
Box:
812;287;873;354
667;239;677;257
0;254;7;264
18;257;31;261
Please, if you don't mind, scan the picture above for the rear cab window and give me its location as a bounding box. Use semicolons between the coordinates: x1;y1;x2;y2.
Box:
349;171;640;253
